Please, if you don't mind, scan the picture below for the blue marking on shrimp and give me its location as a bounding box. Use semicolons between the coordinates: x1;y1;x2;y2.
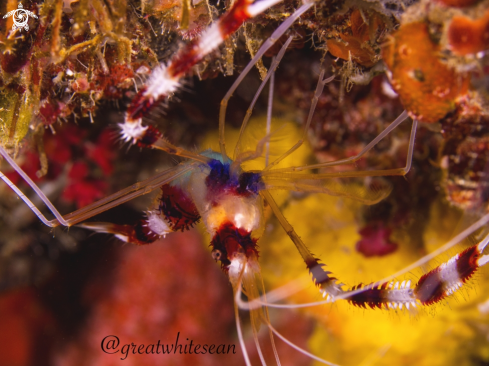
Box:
205;158;264;197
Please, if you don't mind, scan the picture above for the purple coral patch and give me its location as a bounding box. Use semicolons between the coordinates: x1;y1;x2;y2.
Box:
356;224;398;257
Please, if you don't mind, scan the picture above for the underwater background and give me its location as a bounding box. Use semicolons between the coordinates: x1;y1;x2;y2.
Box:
0;0;488;365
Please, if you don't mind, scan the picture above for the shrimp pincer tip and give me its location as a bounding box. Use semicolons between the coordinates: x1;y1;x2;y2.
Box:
478;255;489;267
76;222;115;233
118;119;148;144
477;233;489;253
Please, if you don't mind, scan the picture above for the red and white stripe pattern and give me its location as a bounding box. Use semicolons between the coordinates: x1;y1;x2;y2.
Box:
119;0;282;144
318;234;489;309
77;183;202;245
77;210;172;246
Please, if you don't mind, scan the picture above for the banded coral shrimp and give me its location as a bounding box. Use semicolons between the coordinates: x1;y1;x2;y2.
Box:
0;0;486;366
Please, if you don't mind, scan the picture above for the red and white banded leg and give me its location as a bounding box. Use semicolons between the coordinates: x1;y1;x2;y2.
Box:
341;233;489;309
78;183;202;245
119;0;288;144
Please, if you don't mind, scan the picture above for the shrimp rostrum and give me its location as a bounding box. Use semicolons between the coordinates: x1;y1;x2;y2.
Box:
2;0;489;364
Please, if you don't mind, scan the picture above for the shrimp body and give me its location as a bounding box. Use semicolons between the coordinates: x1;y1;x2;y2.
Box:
82;150;265;284
191;151;265;285
186;150;265;239
170;151;266;283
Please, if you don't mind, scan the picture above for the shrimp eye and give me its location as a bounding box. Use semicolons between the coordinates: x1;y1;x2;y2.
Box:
212;249;222;261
